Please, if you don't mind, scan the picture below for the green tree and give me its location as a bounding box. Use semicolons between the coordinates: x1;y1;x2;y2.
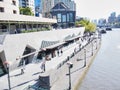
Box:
79;19;96;33
19;7;34;16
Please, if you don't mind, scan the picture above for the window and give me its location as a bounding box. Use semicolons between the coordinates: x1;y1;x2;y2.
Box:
67;13;69;22
13;10;17;14
69;13;73;22
0;7;4;12
12;0;16;5
62;15;66;22
57;13;61;22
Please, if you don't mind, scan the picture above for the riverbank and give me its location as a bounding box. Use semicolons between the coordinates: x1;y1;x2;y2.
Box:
50;38;101;90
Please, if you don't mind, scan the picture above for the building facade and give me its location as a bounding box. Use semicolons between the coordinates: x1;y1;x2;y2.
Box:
0;0;57;34
41;0;54;17
54;0;76;11
50;2;76;28
0;0;19;14
19;0;35;15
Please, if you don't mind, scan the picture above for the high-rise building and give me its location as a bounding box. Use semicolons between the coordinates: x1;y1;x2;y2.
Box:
35;0;42;17
19;0;35;15
0;0;19;14
108;12;116;24
41;0;54;17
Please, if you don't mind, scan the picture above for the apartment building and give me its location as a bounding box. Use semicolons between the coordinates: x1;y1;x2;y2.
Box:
19;0;35;15
0;0;19;14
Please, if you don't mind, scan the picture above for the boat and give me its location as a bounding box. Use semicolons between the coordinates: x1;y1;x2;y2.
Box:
105;27;112;31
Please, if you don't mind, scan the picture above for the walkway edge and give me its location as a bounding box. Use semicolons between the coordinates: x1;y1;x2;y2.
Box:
73;43;101;90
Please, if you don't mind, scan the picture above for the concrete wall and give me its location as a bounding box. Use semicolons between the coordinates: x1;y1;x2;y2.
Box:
0;27;85;70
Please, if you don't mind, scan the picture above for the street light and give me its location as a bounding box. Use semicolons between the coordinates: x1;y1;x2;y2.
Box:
4;61;11;90
91;41;94;56
67;62;73;90
84;49;86;67
95;39;97;50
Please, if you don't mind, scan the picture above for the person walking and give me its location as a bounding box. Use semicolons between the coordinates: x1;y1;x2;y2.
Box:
61;49;63;55
21;59;25;74
41;59;46;73
57;50;59;56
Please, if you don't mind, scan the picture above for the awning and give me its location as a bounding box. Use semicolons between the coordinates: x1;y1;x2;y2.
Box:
40;40;59;49
65;35;81;42
40;40;66;49
0;13;57;24
45;42;66;49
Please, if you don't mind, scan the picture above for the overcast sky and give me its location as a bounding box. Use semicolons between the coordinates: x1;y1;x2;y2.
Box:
74;0;120;20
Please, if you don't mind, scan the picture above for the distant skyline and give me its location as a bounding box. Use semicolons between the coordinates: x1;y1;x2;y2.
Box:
74;0;120;20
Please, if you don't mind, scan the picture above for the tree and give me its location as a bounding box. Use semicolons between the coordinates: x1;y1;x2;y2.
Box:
78;19;96;33
19;7;34;16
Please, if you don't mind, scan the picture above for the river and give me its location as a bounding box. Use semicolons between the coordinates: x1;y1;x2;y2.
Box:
78;28;120;90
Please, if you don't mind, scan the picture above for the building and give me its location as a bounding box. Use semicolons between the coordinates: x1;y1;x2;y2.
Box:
41;0;54;17
19;0;35;15
0;0;57;34
108;12;116;24
50;2;76;28
0;0;19;14
98;18;107;27
0;27;85;77
54;0;76;11
35;0;42;17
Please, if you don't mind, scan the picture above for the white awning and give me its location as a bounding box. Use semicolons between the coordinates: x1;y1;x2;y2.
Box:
45;42;66;49
0;13;57;24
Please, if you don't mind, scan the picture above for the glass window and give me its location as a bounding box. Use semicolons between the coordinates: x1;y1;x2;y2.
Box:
12;0;16;5
62;15;66;22
13;10;17;14
57;13;61;22
0;7;4;12
67;13;69;22
69;13;73;22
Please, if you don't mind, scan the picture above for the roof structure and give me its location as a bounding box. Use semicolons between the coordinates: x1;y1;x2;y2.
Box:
0;13;57;24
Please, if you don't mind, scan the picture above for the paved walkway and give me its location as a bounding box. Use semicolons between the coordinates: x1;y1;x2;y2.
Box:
0;37;100;90
51;38;101;90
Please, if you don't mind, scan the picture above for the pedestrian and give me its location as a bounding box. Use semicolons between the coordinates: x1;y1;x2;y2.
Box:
21;59;25;74
61;49;63;55
41;59;46;73
57;50;59;56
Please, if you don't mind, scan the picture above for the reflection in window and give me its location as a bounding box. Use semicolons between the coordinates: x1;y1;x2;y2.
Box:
67;13;69;22
57;13;61;22
62;15;66;22
69;13;73;22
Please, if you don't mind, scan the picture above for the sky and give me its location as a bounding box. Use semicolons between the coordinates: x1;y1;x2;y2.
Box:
74;0;120;20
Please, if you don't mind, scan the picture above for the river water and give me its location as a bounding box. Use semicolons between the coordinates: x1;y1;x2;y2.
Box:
79;28;120;90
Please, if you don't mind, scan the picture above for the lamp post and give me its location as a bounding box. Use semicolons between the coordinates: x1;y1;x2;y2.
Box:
4;61;11;90
96;39;97;50
67;62;73;90
91;41;93;56
84;49;86;67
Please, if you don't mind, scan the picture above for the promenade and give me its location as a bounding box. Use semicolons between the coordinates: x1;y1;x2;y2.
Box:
0;36;101;90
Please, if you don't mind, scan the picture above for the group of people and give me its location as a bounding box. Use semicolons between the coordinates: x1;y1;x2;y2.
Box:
57;49;63;56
